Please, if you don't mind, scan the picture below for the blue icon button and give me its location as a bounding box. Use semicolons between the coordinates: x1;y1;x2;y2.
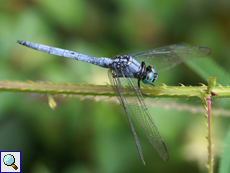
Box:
3;154;18;170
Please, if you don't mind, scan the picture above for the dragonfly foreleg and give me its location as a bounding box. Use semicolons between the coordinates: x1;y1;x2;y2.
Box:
138;79;155;99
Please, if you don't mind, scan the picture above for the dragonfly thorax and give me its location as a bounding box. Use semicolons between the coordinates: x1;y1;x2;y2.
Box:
111;55;130;69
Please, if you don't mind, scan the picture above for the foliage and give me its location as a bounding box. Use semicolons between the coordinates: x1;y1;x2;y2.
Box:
219;126;230;173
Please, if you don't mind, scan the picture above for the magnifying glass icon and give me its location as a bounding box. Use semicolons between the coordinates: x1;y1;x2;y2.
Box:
3;154;18;170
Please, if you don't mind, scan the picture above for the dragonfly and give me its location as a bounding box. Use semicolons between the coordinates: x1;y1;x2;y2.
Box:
17;40;210;165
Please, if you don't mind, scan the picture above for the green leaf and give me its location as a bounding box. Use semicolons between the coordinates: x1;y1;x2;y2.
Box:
186;57;230;84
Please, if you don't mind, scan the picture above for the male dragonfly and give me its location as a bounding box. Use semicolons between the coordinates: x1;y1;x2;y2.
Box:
17;40;210;165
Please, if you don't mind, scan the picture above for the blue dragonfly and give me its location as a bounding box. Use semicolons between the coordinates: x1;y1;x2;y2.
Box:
17;40;210;165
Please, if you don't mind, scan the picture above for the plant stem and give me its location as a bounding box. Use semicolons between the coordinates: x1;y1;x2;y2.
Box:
205;76;216;173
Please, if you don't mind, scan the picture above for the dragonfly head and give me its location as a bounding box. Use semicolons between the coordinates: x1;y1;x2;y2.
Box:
142;66;158;84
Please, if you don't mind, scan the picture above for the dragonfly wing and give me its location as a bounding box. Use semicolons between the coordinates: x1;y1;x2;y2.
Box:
108;67;169;163
126;44;211;72
108;68;146;165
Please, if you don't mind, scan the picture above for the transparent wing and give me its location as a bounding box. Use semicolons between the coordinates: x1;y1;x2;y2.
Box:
125;44;211;72
108;67;168;163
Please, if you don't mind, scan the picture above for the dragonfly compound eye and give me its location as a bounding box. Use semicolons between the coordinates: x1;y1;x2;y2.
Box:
142;71;155;84
152;73;158;82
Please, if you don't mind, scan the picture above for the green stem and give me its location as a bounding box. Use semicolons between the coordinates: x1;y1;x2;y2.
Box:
205;76;216;173
0;80;229;99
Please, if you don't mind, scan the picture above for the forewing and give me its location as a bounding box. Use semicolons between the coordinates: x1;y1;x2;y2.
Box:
108;68;146;165
108;67;169;162
126;44;211;72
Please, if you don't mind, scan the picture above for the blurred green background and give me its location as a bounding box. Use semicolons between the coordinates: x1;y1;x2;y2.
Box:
0;0;230;172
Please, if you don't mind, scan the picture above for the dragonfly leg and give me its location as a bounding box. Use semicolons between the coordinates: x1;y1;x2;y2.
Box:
138;79;155;99
141;61;146;68
141;92;155;99
136;61;146;78
149;83;155;87
140;61;146;76
111;72;123;78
